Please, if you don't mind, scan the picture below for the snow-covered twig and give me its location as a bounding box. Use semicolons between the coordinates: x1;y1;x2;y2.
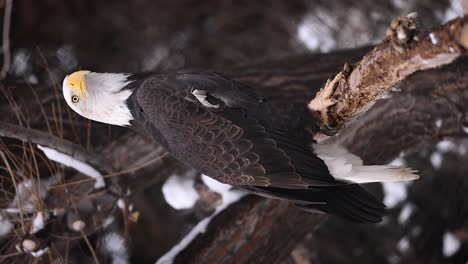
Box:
38;145;105;189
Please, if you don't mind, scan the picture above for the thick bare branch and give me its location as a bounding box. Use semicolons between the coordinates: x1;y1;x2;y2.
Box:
176;196;326;263
309;16;468;133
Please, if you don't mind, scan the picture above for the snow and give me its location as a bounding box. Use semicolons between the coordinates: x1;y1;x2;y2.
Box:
430;152;443;169
435;139;467;155
407;12;418;19
102;216;115;228
101;232;129;264
30;212;46;234
142;45;169;71
201;174;231;193
437;140;456;152
37;144;105;189
429;33;439;45
463;126;468;134
443;232;460;256
382;155;412;208
12;49;29;76
382;182;408;208
435;119;442;128
56;46;78;71
28;74;38;85
30;247;49;258
442;0;464;22
156;189;246;264
0;215;13;237
398;203;414;224
442;232;461;257
297;11;336;52
391;0;405;9
8;178;53;213
388;157;406;167
397;31;407;41
397;237;410;252
162;174;199;210
117;199;126;210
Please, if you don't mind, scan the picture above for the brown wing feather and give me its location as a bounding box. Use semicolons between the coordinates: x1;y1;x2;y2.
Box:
134;74;309;188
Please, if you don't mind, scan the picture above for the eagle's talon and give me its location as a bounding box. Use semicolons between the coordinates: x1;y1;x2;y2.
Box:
321;124;339;136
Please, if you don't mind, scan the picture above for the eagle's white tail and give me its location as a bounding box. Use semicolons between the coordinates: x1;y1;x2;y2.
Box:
313;143;419;184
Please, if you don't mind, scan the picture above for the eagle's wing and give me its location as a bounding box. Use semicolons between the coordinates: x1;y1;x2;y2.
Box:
134;70;336;188
134;70;385;223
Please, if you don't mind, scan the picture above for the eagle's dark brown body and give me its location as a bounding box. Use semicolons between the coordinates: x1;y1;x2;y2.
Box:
126;70;385;223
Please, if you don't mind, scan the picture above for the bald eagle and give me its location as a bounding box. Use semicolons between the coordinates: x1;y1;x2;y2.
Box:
63;70;418;223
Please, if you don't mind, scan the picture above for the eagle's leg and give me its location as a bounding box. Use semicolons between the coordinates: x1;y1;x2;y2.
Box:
308;72;342;133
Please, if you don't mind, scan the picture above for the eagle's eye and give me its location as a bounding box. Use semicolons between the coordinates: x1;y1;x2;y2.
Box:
71;95;80;103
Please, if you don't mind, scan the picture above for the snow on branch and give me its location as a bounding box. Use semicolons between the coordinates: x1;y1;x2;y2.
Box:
37;145;106;189
0;121;114;174
156;189;246;264
309;15;468;136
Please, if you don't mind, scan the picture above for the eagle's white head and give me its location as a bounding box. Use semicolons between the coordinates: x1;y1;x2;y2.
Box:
62;71;135;126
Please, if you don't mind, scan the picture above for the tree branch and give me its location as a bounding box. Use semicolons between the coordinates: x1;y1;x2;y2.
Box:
164;15;468;263
309;15;468;135
0;121;114;174
175;196;326;263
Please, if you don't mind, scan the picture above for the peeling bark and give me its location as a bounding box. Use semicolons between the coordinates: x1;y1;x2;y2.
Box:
309;16;468;134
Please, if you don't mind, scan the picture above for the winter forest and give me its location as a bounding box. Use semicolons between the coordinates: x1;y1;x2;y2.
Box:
1;0;468;263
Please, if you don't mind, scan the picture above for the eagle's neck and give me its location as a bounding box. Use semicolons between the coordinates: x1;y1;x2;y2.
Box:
83;73;135;126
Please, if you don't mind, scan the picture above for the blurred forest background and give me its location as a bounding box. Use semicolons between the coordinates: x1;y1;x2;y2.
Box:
1;0;468;263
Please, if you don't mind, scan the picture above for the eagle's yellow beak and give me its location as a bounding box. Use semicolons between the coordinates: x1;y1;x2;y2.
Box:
67;70;90;98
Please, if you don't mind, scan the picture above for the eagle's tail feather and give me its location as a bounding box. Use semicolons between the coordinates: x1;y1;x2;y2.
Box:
313;143;419;184
250;184;385;223
339;165;419;184
295;184;386;223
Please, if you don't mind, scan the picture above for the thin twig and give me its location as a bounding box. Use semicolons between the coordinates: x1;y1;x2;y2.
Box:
0;85;28;127
0;0;12;79
26;79;53;135
37;48;64;135
80;230;100;264
0;151;25;234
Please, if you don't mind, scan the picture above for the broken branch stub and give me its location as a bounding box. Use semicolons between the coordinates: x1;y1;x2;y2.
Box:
308;15;468;133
